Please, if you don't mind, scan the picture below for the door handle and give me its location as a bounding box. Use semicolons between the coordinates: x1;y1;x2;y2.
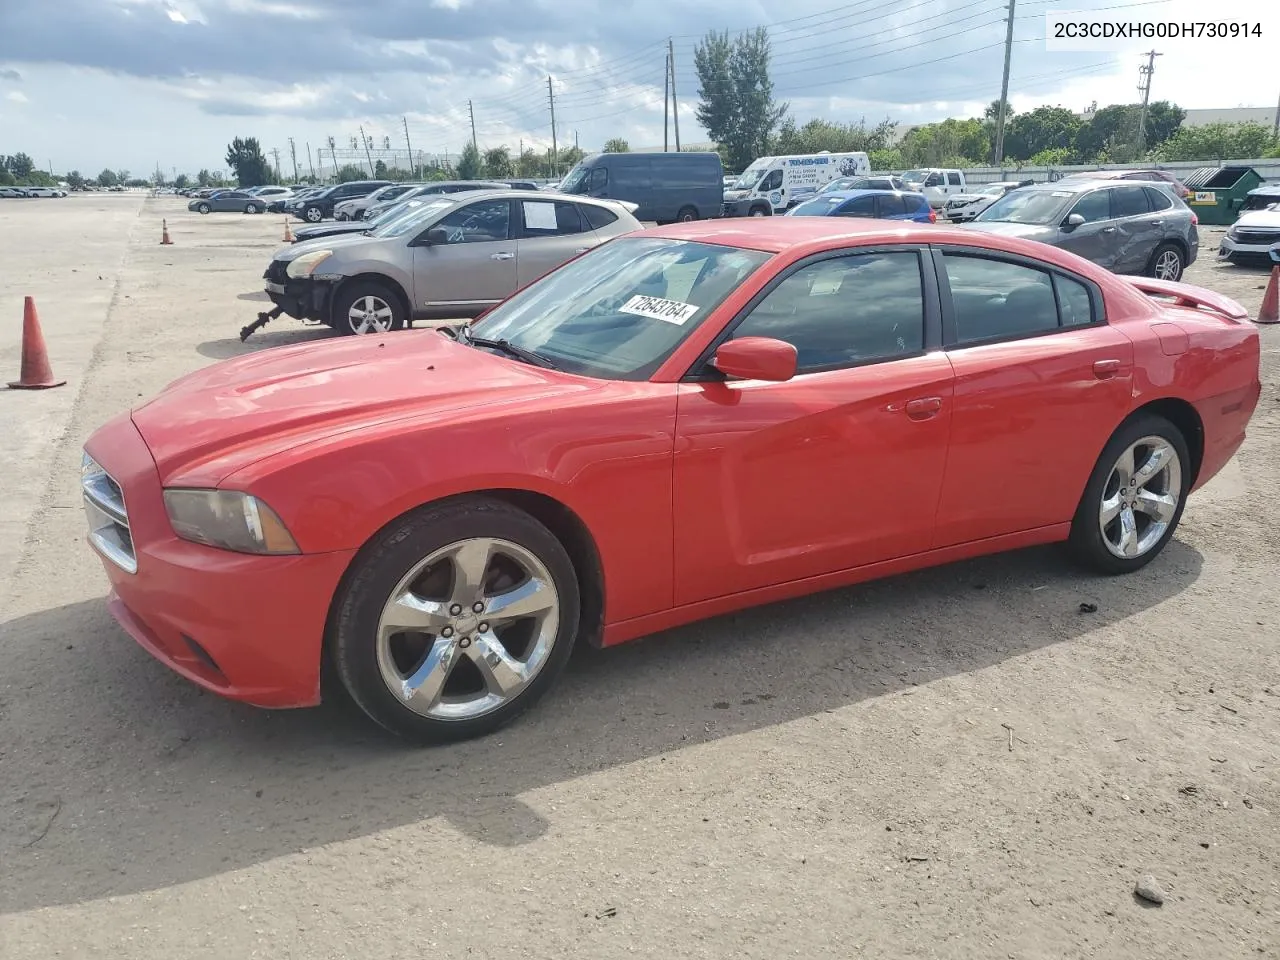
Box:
1093;359;1121;379
490;251;515;261
904;397;943;420
1100;227;1116;233
1151;220;1163;226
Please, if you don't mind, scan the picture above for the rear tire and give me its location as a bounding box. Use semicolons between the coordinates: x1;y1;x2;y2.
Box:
677;206;699;223
330;279;406;335
1146;242;1185;281
304;204;324;223
1068;413;1190;575
331;496;581;743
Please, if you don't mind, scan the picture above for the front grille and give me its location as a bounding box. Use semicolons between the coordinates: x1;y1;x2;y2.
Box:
82;455;136;573
1234;229;1280;246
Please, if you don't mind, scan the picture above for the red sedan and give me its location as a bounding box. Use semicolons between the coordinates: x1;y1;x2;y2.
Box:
81;219;1262;743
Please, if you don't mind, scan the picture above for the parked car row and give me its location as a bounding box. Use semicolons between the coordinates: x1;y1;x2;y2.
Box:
0;186;68;198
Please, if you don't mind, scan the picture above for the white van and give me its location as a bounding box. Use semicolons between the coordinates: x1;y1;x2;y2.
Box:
901;168;969;208
723;152;871;217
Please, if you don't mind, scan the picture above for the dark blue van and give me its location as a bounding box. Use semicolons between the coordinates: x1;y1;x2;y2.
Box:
557;151;724;224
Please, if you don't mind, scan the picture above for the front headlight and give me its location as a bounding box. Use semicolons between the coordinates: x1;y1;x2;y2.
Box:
163;489;300;555
286;249;333;278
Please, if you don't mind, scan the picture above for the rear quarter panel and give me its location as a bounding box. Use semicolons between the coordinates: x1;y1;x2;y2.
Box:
1115;294;1261;490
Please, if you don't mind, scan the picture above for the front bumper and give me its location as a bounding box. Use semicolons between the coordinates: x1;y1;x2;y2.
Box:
263;261;336;321
722;198;771;217
1219;232;1280;260
83;414;356;708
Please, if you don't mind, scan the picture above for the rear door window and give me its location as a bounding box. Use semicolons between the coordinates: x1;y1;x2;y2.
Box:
519;200;587;237
580;203;619;230
1112;185;1151;218
875;194;907;217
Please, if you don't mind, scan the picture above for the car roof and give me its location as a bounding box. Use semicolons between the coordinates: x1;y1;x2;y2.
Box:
816;188;915;200
644;215;1144;265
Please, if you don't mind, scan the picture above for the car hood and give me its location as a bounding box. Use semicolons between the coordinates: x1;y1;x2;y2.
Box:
131;332;591;486
1233;207;1280;229
291;222;370;242
273;231;388;262
947;193;990;203
962;220;1060;242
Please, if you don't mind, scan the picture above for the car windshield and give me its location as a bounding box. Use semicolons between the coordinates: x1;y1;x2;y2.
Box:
367;197;457;237
976;189;1074;224
821;177;861;193
732;167;766;190
559;164;588;192
901;170;929;185
790;196;846;216
469;237;773;381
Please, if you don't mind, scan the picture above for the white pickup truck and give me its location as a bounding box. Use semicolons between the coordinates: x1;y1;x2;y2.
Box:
901;168;968;208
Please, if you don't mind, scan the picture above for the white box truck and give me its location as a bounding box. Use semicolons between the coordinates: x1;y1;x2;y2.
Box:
722;152;871;217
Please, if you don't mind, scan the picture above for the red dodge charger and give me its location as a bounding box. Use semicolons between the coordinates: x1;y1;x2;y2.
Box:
81;219;1262;743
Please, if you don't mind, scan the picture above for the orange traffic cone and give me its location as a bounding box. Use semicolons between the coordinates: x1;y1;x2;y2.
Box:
283;218;294;242
1259;266;1279;325
160;219;173;245
7;297;66;390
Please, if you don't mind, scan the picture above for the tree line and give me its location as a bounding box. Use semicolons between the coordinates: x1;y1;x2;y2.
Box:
691;28;1280;172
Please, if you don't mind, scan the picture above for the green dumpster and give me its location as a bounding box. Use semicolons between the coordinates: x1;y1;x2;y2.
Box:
1181;166;1265;225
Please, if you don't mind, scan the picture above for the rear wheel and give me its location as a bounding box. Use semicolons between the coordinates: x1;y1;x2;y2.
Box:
331;497;581;743
331;279;406;335
676;206;698;223
1147;242;1184;281
304;204;324;223
748;205;770;217
1068;413;1189;575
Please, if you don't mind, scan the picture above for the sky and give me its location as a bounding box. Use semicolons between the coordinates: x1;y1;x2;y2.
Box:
0;0;1276;179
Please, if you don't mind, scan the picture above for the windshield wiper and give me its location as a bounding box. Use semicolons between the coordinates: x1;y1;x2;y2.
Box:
460;326;560;370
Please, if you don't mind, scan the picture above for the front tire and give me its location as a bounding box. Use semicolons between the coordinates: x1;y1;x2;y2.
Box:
748;205;770;217
197;203;210;214
331;279;406;335
304;204;324;223
1068;413;1190;575
331;496;581;743
245;202;260;214
336;211;349;221
1147;242;1185;281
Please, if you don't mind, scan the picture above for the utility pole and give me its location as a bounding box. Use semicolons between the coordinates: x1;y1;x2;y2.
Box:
306;142;315;180
664;48;670;152
992;0;1016;165
547;76;558;177
1271;87;1278;139
270;147;282;181
468;101;478;151
287;137;298;181
402;116;415;177
359;125;375;175
1136;49;1163;152
668;39;681;151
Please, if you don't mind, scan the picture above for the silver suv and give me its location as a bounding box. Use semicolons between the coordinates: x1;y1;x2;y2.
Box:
964;179;1198;281
264;190;642;334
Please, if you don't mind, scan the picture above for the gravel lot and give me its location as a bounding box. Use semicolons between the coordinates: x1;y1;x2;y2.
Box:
2;194;1278;959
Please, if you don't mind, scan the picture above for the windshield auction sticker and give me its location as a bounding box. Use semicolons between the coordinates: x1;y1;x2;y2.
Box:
620;295;700;325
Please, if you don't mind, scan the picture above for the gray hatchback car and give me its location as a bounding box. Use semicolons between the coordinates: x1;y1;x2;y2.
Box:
264;190;642;334
964;179;1198;281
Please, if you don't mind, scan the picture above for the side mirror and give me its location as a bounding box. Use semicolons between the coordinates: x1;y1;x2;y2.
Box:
420;227;449;246
1064;213;1086;229
711;337;797;382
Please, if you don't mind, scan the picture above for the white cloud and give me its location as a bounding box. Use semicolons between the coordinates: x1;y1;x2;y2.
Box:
5;90;28;103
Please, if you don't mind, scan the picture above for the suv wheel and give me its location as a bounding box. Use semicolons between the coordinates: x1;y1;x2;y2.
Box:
332;280;406;335
304;204;324;223
1147;243;1184;282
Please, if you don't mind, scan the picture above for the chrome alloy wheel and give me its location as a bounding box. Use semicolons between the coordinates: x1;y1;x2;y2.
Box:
1154;248;1182;280
1099;435;1183;559
347;295;395;334
375;537;561;721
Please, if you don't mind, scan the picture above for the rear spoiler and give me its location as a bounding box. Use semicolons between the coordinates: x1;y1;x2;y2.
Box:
1124;276;1251;321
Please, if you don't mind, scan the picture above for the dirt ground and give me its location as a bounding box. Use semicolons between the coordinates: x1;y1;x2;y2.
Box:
1;194;1277;959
